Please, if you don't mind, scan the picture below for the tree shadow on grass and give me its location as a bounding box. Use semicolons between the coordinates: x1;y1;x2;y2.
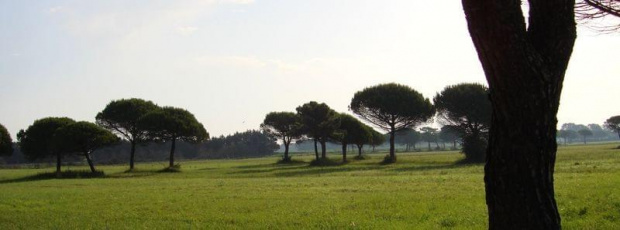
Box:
0;170;105;184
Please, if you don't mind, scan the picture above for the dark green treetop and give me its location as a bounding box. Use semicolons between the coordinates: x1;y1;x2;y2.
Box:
17;117;76;161
433;83;490;135
0;123;13;156
96;98;159;143
139;106;209;143
52;121;120;155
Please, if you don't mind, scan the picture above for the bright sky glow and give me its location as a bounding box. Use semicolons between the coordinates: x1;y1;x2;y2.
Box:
0;0;618;138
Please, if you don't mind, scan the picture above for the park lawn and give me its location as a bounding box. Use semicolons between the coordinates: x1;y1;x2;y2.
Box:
0;143;618;229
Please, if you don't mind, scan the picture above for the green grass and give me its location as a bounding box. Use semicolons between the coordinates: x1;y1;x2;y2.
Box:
0;143;619;229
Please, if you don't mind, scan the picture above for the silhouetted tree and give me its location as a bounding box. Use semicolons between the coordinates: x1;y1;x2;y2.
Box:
17;117;75;175
395;128;421;152
576;0;620;31
369;129;385;152
296;102;340;160
203;130;278;158
604;115;620;140
260;112;303;162
52;122;120;172
461;0;577;227
434;83;490;161
139;107;209;168
0;124;13;157
587;123;609;140
350;83;434;163
330;113;370;162
420;127;439;150
96;98;159;171
439;126;460;150
557;130;577;145
578;129;593;144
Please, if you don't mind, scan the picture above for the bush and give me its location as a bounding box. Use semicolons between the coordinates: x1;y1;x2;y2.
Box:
462;135;487;163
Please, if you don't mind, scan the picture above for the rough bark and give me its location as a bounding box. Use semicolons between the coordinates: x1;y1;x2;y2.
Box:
169;137;177;168
461;0;576;229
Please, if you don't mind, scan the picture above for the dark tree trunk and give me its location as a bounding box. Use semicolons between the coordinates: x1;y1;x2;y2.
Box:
389;130;395;159
56;152;62;177
84;151;96;173
320;140;327;159
341;143;347;162
357;145;363;157
462;0;576;229
427;141;431;151
372;145;375;152
129;140;136;171
169;137;177;168
314;139;319;160
283;141;290;161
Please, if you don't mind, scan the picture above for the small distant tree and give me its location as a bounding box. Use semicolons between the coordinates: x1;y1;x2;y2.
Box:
296;102;340;160
352;124;373;158
17;117;76;175
96;98;159;171
578;129;593;144
350;83;434;163
260;112;303;162
420;127;439;150
52;122;120;173
396;128;421;152
604;115;620;140
433;83;491;162
369;129;385;152
439;126;460;150
0;124;13;157
330;113;371;162
139;107;209;168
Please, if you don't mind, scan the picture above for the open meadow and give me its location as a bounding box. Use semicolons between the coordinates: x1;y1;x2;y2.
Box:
0;143;619;229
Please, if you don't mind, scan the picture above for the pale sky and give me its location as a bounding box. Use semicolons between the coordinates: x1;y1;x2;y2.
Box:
1;0;618;139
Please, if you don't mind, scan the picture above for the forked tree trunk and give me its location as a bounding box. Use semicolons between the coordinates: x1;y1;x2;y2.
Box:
462;0;576;229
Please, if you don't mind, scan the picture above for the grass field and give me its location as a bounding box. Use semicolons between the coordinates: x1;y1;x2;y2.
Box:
0;143;619;229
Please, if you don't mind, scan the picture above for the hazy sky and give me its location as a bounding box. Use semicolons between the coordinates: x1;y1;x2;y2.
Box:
1;0;618;139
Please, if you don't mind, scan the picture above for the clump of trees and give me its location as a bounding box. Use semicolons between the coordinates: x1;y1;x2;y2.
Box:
52;122;120;173
0;123;13;157
17;117;77;176
203;130;279;159
434;83;490;163
296;102;341;162
350;83;434;163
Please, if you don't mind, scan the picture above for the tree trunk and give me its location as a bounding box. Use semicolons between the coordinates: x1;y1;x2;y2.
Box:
462;0;576;229
583;136;586;144
284;141;290;161
129;140;136;171
357;145;363;157
56;152;62;177
320;140;327;159
314;139;319;160
169;137;177;168
372;145;375;152
389;130;395;159
84;151;96;173
427;141;431;151
341;143;347;162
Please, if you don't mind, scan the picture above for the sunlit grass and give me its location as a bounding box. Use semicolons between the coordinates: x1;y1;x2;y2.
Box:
0;143;618;229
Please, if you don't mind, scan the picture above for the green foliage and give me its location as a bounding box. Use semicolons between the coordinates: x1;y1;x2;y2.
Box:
439;126;460;148
350;83;435;133
0;123;13;156
203;130;279;158
370;129;386;147
350;83;434;160
433;83;490;162
261;111;303;161
96;98;159;143
16;117;76;161
52;121;120;155
604;115;620;137
0;144;618;229
296;102;340;158
139;107;209;143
